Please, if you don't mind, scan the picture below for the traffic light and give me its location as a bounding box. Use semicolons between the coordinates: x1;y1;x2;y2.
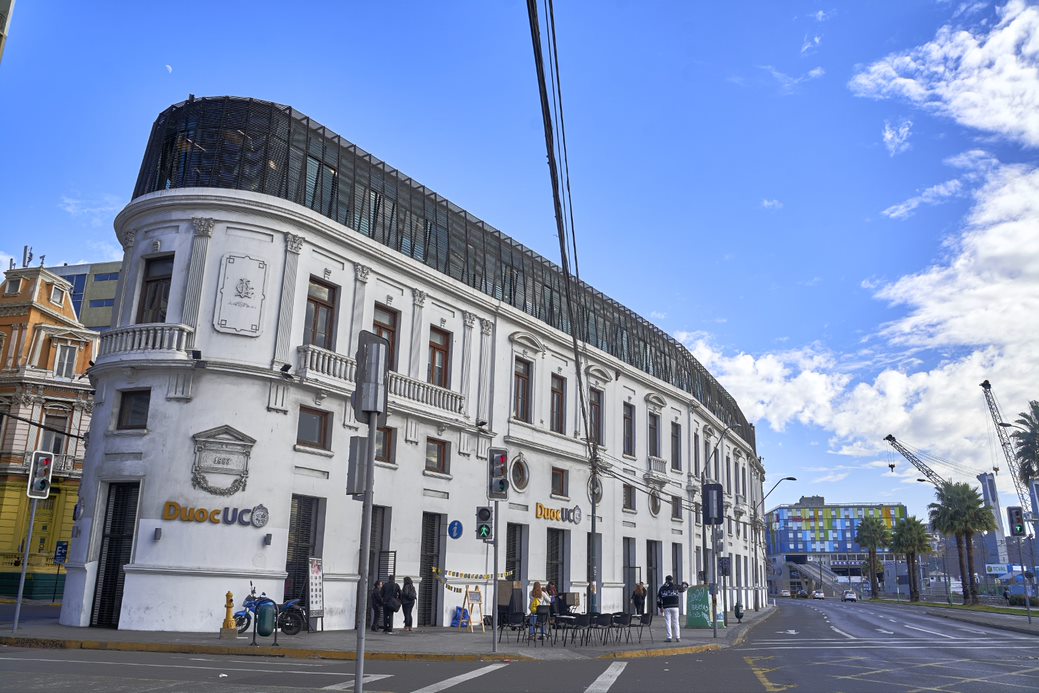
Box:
27;451;54;500
1008;506;1027;537
488;447;509;500
476;506;493;542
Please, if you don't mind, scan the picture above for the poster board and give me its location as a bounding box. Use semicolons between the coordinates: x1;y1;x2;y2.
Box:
308;557;324;626
686;585;712;628
461;586;484;632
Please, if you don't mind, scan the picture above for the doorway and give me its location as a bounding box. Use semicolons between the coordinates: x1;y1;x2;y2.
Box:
418;512;444;626
90;482;140;628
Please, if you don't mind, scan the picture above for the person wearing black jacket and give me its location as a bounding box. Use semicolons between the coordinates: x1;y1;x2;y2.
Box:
370;580;384;632
656;575;688;642
381;576;402;633
401;576;417;631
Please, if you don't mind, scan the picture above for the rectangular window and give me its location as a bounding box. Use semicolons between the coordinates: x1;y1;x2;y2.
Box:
55;344;77;378
513;357;532;422
94;272;120;282
694;432;700;477
427;327;451;388
375;427;396;463
117;390;151;430
89;298;115;308
551;467;568;497
41;414;68;454
425;438;449;474
304;278;337;350
4;278;21;295
623;403;635;456
671;495;683;520
648;412;660;457
373;303;399;370
297;406;331;450
50;286;66;306
589;387;603;445
623;483;637;511
550;374;566;434
137;255;174;324
671;422;682;472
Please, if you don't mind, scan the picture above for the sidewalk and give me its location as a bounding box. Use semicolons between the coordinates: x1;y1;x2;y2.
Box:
0;606;775;662
921;606;1039;637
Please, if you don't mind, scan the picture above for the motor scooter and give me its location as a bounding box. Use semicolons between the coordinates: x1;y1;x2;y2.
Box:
234;582;308;635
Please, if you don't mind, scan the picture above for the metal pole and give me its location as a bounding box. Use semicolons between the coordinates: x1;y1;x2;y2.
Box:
52;564;60;603
1020;537;1032;624
492;499;499;653
710;524;717;638
588;451;599;614
353;411;379;693
13;498;39;632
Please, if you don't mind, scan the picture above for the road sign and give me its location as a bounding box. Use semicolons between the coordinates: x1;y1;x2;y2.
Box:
448;520;463;539
53;541;68;565
702;483;724;525
718;556;731;577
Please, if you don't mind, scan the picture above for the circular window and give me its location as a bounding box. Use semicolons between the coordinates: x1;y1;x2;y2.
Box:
587;476;603;504
649;493;661;516
511;457;529;491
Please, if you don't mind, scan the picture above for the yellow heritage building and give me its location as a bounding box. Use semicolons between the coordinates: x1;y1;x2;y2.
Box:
0;265;97;597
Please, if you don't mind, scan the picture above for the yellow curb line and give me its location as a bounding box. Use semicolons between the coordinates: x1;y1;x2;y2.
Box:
602;643;720;659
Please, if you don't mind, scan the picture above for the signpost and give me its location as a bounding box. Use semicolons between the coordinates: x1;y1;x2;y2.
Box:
51;540;68;603
448;520;463;540
308;557;324;630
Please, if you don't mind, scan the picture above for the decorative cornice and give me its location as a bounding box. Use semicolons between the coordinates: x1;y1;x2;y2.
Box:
480;318;493;336
412;288;427;307
355;263;371;283
463;311;477;328
192;217;215;237
286;233;305;254
120;229;137;250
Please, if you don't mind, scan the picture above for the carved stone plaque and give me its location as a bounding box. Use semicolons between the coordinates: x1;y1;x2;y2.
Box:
191;425;257;496
214;254;267;336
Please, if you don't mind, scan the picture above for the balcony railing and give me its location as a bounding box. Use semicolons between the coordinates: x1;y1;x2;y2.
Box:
99;323;194;357
4;451;83;476
297;345;464;415
643;455;668;487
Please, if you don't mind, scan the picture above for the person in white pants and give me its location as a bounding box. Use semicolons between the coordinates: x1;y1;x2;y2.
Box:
656;575;688;642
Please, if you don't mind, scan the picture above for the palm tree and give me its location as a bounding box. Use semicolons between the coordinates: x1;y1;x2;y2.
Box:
929;481;995;605
1011;400;1039;483
856;516;890;599
891;517;932;602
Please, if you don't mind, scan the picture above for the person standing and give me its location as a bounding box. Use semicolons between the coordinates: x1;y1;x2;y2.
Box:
1004;586;1012;605
631;581;647;615
656;575;688;643
370;580;384;632
401;576;417;631
546;580;559;616
382;576;402;633
529;581;546;639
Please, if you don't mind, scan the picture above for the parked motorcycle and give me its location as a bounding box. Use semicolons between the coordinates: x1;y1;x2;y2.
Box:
234;582;308;636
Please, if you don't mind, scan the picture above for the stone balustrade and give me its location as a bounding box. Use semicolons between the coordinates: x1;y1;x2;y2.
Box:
99;323;194;357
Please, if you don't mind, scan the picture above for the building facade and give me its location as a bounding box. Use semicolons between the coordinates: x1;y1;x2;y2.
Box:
59;96;765;631
0;266;97;597
766;495;907;595
49;261;122;331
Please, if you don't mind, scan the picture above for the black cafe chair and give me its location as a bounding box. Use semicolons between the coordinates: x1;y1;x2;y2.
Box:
611;612;632;643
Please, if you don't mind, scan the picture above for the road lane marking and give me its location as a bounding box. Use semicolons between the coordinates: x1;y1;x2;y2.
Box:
830;626;855;639
744;656;795;692
322;674;394;690
409;663;508;693
584;662;626;693
904;624;957;639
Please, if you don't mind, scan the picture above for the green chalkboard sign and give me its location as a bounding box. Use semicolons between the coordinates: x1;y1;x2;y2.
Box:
686;585;712;628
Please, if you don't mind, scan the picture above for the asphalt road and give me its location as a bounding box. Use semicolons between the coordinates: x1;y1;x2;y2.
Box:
1;600;1036;692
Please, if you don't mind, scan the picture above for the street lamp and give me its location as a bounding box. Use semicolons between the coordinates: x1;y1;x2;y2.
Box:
702;422;740;633
758;476;796;607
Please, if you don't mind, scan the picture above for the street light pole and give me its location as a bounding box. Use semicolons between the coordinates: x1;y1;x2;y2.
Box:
758;476;796;606
704;423;739;633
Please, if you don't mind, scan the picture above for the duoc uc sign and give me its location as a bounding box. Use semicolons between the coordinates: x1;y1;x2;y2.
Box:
162;500;269;528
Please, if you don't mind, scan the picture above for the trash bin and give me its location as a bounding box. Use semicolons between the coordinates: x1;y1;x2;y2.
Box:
257;601;277;637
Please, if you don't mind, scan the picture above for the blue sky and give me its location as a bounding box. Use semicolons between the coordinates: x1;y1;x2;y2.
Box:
2;1;1038;523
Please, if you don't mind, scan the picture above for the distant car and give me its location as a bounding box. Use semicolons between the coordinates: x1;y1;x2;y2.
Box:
841;590;858;602
812;590;825;599
796;589;809;599
779;589;792;598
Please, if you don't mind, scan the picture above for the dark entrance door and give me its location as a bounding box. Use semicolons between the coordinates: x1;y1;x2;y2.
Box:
285;495;320;602
418;512;443;626
90;482;140;628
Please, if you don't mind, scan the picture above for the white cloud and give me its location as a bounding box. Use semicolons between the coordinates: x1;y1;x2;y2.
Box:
801;34;822;55
650;310;668;320
815;472;851;484
762;198;784;210
881;178;963;219
811;9;834;22
883;118;913;156
59;194;123;228
165;64;173;74
849;1;1039;148
761;65;826;94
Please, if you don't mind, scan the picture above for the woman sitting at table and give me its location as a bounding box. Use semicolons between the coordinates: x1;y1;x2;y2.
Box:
529;581;547;639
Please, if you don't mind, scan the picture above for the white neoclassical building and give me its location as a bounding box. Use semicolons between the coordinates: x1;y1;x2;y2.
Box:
60;96;766;631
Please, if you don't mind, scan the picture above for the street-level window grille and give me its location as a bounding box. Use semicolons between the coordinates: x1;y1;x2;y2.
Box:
547;528;564;588
419;513;443;626
304;277;338;350
285;495;320;601
136;255;174;324
91;482;140;628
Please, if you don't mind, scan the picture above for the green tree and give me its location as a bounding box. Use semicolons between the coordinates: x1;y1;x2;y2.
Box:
855;515;890;599
1011;400;1039;484
891;516;932;602
929;481;994;605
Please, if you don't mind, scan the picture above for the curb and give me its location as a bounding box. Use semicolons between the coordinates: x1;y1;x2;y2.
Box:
922;610;1039;638
730;606;778;647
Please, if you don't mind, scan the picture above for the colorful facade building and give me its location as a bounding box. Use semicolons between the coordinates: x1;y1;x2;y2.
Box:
0;266;98;597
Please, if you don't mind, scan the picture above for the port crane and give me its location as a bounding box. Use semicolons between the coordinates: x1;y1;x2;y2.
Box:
884;434;947;488
980;380;1034;523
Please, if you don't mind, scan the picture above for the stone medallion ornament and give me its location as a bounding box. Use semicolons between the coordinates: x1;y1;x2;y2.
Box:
251;504;270;528
190;425;257;496
214;254;268;336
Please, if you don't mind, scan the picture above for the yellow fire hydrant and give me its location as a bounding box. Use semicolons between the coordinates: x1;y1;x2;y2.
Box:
219;591;239;639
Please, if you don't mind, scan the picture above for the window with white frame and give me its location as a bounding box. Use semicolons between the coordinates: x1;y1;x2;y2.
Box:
50;286;66;306
4;278;21;295
54;344;77;378
623;483;636;511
